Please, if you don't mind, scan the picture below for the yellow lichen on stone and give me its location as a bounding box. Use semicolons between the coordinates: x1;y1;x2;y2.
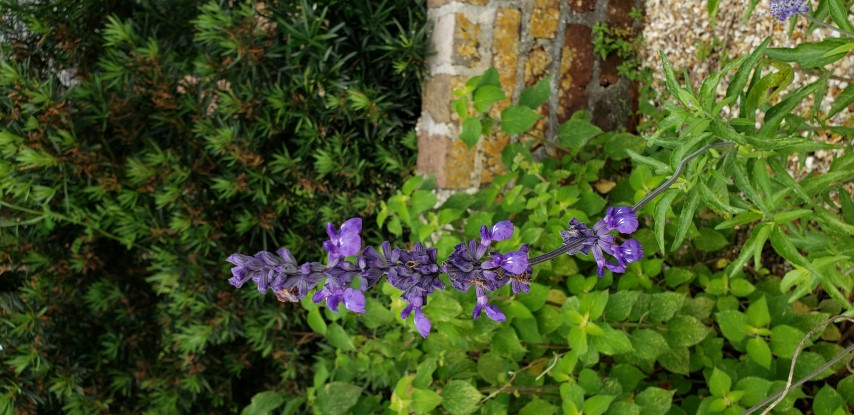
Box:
453;14;481;67
480;132;510;185
491;8;521;118
524;47;552;85
530;0;560;39
445;139;478;188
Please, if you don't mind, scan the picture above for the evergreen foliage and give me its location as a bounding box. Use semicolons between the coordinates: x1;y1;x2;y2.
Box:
0;0;425;412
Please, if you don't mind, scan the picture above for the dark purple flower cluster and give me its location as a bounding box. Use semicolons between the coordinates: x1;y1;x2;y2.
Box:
444;221;531;322
228;208;645;338
560;206;644;277
770;0;808;21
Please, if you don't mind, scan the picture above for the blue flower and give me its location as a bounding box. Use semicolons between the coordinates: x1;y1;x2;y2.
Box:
770;0;808;21
390;243;445;337
561;207;644;277
323;218;363;266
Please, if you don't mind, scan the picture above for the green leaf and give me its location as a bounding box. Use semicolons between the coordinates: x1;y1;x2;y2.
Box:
666;315;711;347
412;389;443;414
770;325;807;359
429;292;462;322
441;380;483;415
715;212;763;230
658;50;681;99
813;384;846;415
558;117;603;150
715;310;748;344
518;76;551;109
501;105;541;135
325;323;355;352
631;329;669;361
698;179;744;215
735;377;772;406
746;296;770;327
649;292;685;322
411;190;439;215
604;291;640;321
520;398;559;415
473;85;506;113
827;0;854;32
727;37;771;100
582;290;609;320
827;82;854;119
307;308;327;335
671;189;700;251
664;267;695;287
764;39;851;68
730;279;756;297
583;395;615;415
654;189;679;254
493;327;526;358
658;347;690;375
453;96;469;118
593;326;634;355
709;368;732;397
569;326;588;355
477;67;501;88
240;391;286;415
460;118;482;148
316;382;362;415
477;352;510;385
747;337;772;369
636;387;674;415
693;228;729;252
758;81;819;137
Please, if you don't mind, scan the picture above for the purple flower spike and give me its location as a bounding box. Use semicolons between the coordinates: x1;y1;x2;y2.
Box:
563;207;643;277
323;218;363;266
770;0;808;21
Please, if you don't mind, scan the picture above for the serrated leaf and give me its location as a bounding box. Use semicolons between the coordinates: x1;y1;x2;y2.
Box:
667;315;710;347
325;323;354;352
241;391;286;415
583;395;615;415
559;117;603;150
412;389;443;414
316;382;362;415
518;76;551;109
473;85;506;113
648;292;684;322
636;387;673;415
460;118;482;148
501;105;541;135
746;296;770;327
441;380;483;415
770;325;807;358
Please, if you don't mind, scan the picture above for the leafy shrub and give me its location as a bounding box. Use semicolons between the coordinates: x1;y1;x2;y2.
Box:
0;0;425;413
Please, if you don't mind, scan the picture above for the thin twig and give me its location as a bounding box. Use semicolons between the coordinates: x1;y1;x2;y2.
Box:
742;315;854;415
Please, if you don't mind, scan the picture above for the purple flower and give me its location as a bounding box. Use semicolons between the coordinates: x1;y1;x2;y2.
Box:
770;0;808;21
323;218;363;266
227;250;293;293
389;243;445;337
312;282;366;313
472;285;505;322
561;207;644;277
358;241;399;285
273;260;326;303
480;220;514;247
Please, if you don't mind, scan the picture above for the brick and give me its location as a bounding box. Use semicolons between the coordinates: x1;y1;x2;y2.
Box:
606;0;636;29
557;24;593;123
530;0;560;39
567;0;596;13
491;8;521;118
416;131;477;189
452;13;481;67
480;132;510;185
422;74;454;124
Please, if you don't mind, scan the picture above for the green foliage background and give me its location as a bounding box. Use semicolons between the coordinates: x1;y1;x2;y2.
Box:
2;0;854;414
0;0;425;413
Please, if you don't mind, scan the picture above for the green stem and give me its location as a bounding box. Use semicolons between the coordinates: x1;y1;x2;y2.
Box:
798;12;854;37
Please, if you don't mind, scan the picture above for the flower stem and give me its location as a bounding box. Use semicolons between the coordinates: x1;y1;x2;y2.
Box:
798;12;854;37
632;141;734;211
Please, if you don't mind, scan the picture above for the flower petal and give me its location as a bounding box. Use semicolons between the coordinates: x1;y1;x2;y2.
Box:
343;288;366;313
414;308;431;338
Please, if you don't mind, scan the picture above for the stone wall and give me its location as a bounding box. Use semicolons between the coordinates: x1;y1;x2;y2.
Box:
417;0;642;189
